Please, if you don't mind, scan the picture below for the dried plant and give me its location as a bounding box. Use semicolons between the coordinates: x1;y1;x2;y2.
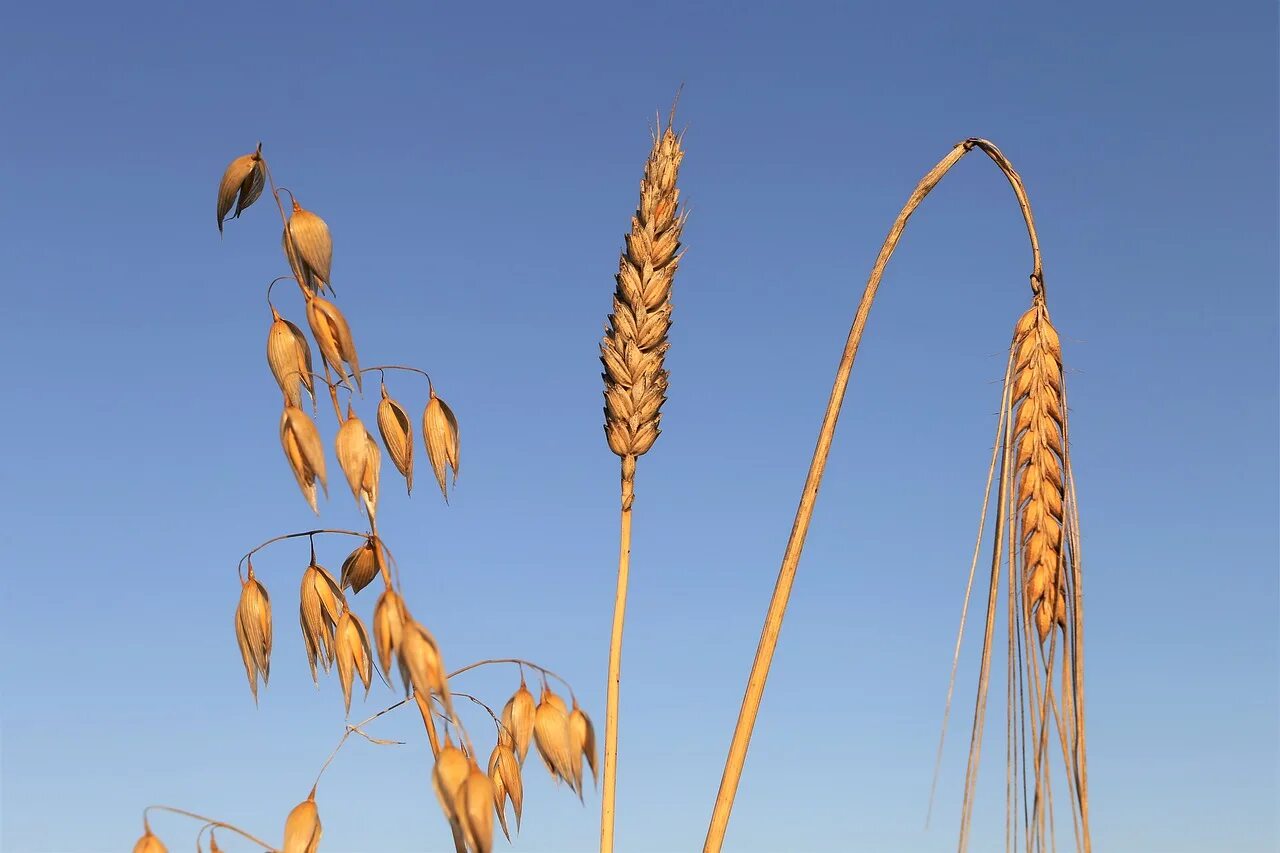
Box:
701;138;1091;853
597;109;686;853
132;144;594;853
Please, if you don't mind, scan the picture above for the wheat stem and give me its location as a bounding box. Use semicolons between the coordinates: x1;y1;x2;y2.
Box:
600;470;635;853
703;138;1047;852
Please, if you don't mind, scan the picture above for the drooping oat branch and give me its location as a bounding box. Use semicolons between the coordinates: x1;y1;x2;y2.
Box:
448;657;577;700
702;138;1090;853
598;115;686;853
141;806;277;852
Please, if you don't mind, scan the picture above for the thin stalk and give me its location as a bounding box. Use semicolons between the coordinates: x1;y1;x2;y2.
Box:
600;463;635;853
143;805;277;851
703;138;1046;852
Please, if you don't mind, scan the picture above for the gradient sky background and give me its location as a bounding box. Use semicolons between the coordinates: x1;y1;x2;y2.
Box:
2;2;1277;852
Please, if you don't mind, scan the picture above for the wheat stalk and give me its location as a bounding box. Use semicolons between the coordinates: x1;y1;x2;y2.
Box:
598;113;685;853
703;138;1091;852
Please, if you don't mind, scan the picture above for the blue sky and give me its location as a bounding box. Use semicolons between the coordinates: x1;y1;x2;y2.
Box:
1;1;1276;851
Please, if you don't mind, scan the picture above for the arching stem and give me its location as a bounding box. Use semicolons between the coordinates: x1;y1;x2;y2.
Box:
702;137;1055;852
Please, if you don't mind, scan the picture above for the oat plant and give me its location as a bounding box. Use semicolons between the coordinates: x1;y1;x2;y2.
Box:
597;115;686;853
132;145;596;853
702;138;1091;853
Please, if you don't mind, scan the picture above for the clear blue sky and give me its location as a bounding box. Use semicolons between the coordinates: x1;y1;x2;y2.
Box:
2;1;1276;851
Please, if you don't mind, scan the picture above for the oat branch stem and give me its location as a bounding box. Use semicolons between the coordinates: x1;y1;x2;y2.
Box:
311;695;414;790
143;805;277;851
236;528;369;578
703;137;1046;852
448;657;576;699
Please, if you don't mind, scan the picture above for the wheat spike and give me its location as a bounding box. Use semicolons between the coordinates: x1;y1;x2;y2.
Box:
600;123;685;486
1011;300;1067;643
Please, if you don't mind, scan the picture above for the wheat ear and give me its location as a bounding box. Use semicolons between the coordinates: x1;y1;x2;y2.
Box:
598;118;685;853
702;138;1085;852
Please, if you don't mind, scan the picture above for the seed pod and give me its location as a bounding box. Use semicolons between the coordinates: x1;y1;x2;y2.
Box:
399;619;446;702
283;227;321;295
267;307;314;409
533;686;574;789
234;567;272;702
422;391;460;501
372;588;406;685
339;536;385;595
216;145;264;233
280;405;327;514
377;384;414;494
286;201;333;294
500;681;537;764
305;295;361;392
299;561;344;682
335;407;380;519
132;825;168;853
488;740;523;839
334;606;372;714
456;761;496;853
432;742;470;824
568;701;598;790
282;793;322;853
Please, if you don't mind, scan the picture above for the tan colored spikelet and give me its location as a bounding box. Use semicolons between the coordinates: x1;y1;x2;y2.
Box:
284;227;321;295
305;295;361;392
299;561;344;682
457;761;496;853
334;606;372;714
372;587;406;684
234;565;272;701
488;740;523;838
422;391;460;501
377;384;414;494
133;824;168;853
1010;300;1068;643
268;307;314;408
335;407;380;519
501;681;537;764
280;404;327;513
282;792;322;853
339;536;386;595
286;201;333;294
399;619;449;708
533;686;574;789
600;122;685;486
432;742;470;824
216;145;264;233
568;701;598;789
207;830;222;853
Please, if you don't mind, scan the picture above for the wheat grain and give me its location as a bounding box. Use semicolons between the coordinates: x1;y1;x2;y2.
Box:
600;124;685;481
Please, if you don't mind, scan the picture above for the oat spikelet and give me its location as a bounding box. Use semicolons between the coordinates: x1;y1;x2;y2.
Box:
1011;300;1068;643
339;535;387;595
500;681;537;764
377;383;414;494
457;761;496;853
488;738;523;839
372;587;406;685
282;793;322;853
305;295;361;392
285;200;334;295
600;122;685;487
299;561;344;682
133;825;168;853
568;700;598;790
234;565;272;701
335;406;380;520
334;606;373;714
267;307;314;409
216;145;264;233
533;686;575;790
432;742;470;825
422;391;460;502
280;404;327;513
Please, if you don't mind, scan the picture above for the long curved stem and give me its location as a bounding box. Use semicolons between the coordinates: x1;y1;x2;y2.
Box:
600;462;635;853
143;805;277;851
703;138;1047;852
